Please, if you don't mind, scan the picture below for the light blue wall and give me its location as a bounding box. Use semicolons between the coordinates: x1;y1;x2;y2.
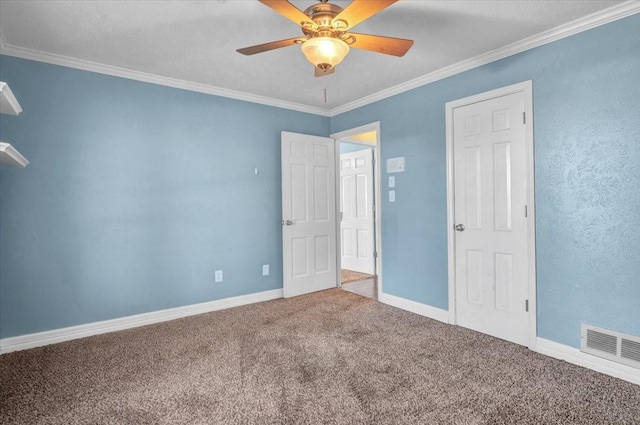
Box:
0;56;329;338
340;142;371;154
331;14;640;348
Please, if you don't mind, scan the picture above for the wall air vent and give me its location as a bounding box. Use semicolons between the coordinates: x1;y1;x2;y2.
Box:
581;324;640;369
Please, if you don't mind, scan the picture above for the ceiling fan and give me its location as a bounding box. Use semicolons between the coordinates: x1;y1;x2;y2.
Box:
237;0;414;77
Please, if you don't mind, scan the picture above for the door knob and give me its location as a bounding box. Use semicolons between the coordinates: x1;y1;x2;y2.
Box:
283;220;293;226
455;224;465;232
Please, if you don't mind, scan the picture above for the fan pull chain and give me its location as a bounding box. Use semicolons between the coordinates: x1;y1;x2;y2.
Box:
324;88;327;103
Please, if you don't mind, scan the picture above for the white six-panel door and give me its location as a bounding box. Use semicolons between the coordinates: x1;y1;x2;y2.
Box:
452;90;530;346
281;132;337;298
340;149;375;275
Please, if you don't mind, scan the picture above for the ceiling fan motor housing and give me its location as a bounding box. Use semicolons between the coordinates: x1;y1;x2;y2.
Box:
302;3;346;37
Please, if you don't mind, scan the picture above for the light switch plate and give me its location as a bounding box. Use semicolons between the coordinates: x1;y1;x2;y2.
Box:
389;176;395;188
262;264;269;276
389;190;396;202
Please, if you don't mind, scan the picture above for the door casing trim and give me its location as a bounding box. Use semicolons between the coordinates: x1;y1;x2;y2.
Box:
445;81;537;350
331;122;382;299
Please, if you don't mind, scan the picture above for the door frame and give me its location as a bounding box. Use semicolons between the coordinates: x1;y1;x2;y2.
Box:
331;122;382;299
445;81;537;350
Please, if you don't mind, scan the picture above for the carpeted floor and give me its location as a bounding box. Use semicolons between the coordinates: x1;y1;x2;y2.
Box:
1;289;638;424
341;269;374;284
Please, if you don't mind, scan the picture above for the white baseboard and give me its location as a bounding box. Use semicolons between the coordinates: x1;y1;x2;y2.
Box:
3;290;637;386
377;293;639;386
0;289;283;354
536;337;639;386
379;292;449;324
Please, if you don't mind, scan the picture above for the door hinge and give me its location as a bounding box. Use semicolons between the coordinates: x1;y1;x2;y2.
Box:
523;112;526;124
340;211;343;221
373;251;378;259
525;205;528;217
525;299;529;312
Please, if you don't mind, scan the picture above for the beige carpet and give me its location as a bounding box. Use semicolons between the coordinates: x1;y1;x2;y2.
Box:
1;289;639;424
341;269;374;284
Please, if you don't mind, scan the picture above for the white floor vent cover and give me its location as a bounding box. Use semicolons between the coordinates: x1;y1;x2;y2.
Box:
581;324;640;369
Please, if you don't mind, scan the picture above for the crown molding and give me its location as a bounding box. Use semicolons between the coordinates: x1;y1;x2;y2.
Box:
1;1;637;118
0;38;331;117
329;1;640;116
0;31;7;50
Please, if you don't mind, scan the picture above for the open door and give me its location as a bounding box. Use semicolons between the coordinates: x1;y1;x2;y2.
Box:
340;148;375;275
281;131;337;298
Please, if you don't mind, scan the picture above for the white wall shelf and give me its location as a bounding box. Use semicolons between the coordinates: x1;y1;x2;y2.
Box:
0;142;29;167
1;81;28;167
0;82;23;116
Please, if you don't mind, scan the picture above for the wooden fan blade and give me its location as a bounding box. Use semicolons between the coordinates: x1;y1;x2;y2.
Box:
237;37;304;55
315;66;335;78
332;0;398;30
347;33;413;57
259;0;314;27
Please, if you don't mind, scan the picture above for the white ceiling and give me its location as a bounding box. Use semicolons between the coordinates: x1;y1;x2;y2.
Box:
0;0;630;113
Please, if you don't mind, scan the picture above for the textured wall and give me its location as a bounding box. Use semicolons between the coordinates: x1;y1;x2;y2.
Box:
533;19;640;344
0;56;329;338
331;14;640;348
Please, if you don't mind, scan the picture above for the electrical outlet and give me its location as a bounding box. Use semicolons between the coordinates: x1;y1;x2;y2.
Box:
262;264;269;276
215;270;223;283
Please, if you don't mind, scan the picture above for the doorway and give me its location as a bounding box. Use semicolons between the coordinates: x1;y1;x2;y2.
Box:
280;124;382;301
332;123;382;301
445;81;537;349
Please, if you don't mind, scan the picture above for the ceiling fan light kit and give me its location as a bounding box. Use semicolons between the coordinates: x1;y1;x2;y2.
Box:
237;0;413;77
301;37;350;71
